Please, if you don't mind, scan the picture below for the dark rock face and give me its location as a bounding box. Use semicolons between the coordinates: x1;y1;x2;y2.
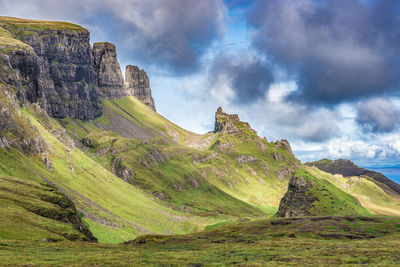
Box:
272;152;284;161
18;28;102;119
124;65;156;111
146;148;166;165
111;157;135;183
0;24;157;120
306;159;400;195
0;56;52;169
277;175;317;217
92;42;126;99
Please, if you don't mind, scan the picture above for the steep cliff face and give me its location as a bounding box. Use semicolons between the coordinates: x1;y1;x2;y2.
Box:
0;49;53;168
92;42;126;99
124;65;156;111
0;17;156;120
16;27;102;119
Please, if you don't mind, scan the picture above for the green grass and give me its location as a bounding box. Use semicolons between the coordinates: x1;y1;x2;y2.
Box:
0;26;31;49
0;16;87;33
2;216;400;266
307;166;400;216
59;96;296;218
0;16;86;50
0;88;399;250
294;168;370;216
0;176;87;242
0;104;234;244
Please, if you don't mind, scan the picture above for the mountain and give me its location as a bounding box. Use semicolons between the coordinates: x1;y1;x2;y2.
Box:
306;159;400;195
0;16;303;243
306;159;400;216
2;16;400;265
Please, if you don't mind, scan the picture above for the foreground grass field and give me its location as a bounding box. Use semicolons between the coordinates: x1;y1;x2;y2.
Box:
2;216;400;266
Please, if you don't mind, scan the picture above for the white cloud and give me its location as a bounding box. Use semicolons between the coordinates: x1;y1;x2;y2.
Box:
267;81;297;102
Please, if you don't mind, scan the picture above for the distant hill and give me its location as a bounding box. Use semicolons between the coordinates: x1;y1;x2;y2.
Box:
306;159;400;195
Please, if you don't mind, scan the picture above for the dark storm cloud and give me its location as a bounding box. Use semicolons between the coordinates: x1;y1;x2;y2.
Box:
0;0;226;74
210;55;274;103
248;0;400;105
356;98;399;133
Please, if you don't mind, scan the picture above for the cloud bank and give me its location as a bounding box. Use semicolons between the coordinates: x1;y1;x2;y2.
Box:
249;0;400;105
356;98;399;133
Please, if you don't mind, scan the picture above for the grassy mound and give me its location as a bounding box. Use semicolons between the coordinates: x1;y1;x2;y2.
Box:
0;176;92;241
278;168;370;217
2;216;400;266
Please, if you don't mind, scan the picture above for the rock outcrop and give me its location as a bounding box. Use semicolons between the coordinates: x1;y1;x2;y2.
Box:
277;175;317;217
214;107;256;135
124;65;156;111
0;56;53;168
275;139;294;156
0;17;156;121
93;42;126;99
16;26;102;119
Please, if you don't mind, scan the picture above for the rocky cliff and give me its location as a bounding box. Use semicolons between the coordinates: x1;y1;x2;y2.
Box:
124;65;156;111
214;107;256;135
0;17;156;120
92;42;125;99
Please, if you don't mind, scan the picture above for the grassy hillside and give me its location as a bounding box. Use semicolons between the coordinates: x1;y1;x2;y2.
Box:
278;168;370;217
60;97;301;215
306;158;400;195
307;166;400;216
0;175;93;242
0;16;85;50
2;216;400;266
0;97;225;243
1;92;398;245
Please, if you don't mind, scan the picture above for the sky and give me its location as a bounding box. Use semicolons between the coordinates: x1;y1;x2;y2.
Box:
1;0;400;167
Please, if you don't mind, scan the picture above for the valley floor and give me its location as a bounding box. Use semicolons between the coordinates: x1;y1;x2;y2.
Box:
2;234;400;266
2;216;400;266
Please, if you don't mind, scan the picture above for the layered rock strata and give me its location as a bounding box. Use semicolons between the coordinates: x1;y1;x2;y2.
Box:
124;65;156;111
0;18;156;120
92;42;126;99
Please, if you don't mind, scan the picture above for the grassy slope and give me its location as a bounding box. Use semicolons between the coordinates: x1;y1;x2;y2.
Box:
295;168;370;216
0;16;85;50
0;93;398;245
307;166;400;216
0;105;224;244
2;216;400;266
61;97;297;216
0;16;86;32
0;175;88;242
